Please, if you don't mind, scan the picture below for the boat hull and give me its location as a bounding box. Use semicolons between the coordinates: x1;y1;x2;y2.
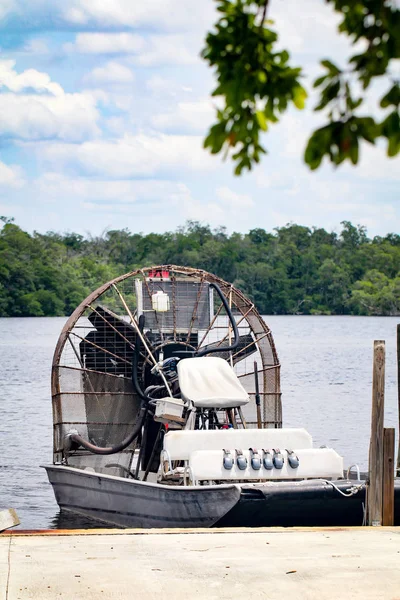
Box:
44;465;241;528
45;466;400;528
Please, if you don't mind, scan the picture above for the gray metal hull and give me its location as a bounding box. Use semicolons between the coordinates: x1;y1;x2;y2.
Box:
44;465;241;528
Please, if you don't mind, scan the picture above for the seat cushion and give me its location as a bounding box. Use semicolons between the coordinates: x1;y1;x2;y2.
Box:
177;356;249;408
163;428;313;461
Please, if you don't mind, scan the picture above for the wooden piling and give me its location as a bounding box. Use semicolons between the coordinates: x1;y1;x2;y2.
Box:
382;428;395;526
368;340;385;526
396;324;400;477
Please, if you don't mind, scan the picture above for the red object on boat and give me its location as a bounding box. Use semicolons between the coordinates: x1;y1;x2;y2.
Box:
148;269;170;279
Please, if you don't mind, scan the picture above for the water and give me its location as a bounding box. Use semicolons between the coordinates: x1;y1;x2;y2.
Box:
0;316;398;529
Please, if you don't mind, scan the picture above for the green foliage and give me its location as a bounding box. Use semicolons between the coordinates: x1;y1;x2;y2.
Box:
309;0;400;168
203;0;399;173
348;270;400;315
20;290;64;317
202;0;306;174
0;219;399;317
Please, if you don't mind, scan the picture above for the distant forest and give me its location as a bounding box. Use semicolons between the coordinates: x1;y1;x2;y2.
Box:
0;218;399;317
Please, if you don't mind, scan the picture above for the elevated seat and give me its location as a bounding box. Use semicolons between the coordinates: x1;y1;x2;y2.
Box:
161;428;313;473
177;356;249;408
187;448;344;484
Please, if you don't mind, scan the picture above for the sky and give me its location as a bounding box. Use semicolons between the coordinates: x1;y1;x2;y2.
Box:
0;0;398;238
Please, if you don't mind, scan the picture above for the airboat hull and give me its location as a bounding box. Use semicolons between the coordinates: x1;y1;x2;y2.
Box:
44;465;400;528
44;465;241;528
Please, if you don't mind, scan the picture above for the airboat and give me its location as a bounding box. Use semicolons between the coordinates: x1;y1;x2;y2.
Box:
44;266;393;528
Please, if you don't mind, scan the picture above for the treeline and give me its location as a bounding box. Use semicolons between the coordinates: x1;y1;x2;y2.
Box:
0;218;399;317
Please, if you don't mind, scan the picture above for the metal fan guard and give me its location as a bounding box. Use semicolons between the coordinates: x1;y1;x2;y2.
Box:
51;265;282;470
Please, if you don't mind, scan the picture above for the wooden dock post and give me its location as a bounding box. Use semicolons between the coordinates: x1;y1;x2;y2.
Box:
396;324;400;477
382;428;395;526
367;340;385;526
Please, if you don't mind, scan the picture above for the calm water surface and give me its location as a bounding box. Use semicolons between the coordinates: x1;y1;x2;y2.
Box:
0;316;398;529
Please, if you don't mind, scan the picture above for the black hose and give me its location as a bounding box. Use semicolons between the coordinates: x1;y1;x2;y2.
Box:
196;283;240;357
67;403;147;455
65;315;149;456
131;315;155;403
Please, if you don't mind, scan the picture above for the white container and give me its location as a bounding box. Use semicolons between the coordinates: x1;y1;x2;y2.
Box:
154;397;184;425
151;291;170;312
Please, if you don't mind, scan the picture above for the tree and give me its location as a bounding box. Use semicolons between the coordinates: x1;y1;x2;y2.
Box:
202;0;399;174
0;219;399;317
348;269;400;315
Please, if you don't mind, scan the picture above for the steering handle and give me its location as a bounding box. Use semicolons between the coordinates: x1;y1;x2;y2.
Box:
196;283;240;357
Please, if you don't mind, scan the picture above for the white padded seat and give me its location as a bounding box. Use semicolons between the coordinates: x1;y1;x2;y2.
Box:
177;357;249;408
163;428;313;463
187;448;343;484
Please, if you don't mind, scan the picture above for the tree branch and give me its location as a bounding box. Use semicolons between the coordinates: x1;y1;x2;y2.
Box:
260;0;269;25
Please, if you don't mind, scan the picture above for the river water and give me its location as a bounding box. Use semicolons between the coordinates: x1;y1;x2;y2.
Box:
0;316;398;529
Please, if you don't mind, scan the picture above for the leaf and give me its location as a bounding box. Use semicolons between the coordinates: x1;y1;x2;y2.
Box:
313;75;328;88
256;110;268;131
320;59;341;75
293;86;307;109
358;117;378;144
280;50;289;63
349;140;359;165
387;135;400;157
315;80;340;111
381;111;400;138
380;84;400;109
350;98;363;110
304;133;324;170
258;71;267;83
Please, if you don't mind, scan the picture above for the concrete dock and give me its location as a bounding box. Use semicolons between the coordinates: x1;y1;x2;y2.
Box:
1;527;400;599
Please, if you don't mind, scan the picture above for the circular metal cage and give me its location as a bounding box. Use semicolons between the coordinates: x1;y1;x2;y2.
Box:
51;266;281;471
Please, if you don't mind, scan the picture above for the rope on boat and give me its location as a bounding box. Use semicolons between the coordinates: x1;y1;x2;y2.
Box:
322;480;366;497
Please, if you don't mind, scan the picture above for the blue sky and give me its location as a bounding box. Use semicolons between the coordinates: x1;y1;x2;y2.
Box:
0;0;398;238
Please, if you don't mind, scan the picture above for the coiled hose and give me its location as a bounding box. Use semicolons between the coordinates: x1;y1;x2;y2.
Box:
65;315;150;456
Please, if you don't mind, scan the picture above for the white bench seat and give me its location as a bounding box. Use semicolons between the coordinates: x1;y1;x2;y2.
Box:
163;428;313;464
187;448;344;484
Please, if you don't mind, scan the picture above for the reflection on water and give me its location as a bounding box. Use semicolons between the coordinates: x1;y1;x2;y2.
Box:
51;510;115;530
0;315;398;529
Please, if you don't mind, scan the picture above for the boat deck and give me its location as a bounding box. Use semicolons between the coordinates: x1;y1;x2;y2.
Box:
1;527;399;599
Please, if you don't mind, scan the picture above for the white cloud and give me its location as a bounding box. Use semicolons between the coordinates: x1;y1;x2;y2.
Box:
0;160;24;189
152;100;214;133
0;60;100;142
280;113;310;158
0;59;62;95
36;172;191;205
84;61;134;86
0;92;99;141
132;34;200;67
66;31;200;66
0;0;15;21
0;0;216;33
146;76;196;100
22;38;49;54
61;0;215;33
146;76;175;95
34;133;219;177
104;116;128;135
182;198;225;223
343;145;400;182
216;186;254;209
272;0;367;71
65;33;145;55
82;88;135;113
